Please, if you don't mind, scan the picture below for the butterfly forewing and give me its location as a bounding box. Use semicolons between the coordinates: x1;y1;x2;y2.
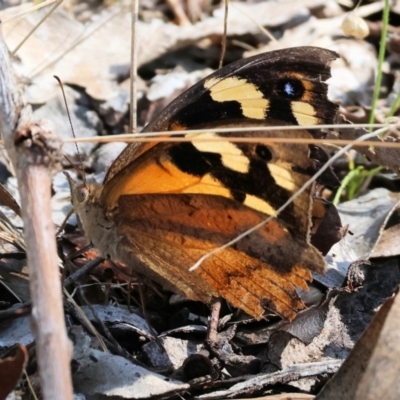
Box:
104;46;338;183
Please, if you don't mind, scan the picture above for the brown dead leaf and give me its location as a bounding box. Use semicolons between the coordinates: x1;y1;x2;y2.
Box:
0;344;28;400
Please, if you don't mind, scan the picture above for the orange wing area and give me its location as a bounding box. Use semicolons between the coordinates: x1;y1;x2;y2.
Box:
103;141;160;185
113;193;325;320
102;148;221;209
101;128;316;238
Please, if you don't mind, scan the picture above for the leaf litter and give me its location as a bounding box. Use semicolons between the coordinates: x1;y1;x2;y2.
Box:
0;0;400;399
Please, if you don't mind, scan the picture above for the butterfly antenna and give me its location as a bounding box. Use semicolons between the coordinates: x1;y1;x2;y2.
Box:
54;75;87;185
63;153;84;176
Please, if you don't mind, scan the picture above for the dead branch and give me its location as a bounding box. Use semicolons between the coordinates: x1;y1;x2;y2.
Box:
0;23;73;399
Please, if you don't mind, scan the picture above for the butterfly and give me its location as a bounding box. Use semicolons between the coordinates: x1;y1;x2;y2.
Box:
67;46;340;321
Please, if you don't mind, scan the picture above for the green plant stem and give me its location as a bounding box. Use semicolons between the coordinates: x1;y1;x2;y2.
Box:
333;167;361;205
388;86;400;117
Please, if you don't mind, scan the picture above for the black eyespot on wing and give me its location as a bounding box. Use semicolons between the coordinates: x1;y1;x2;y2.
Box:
256;145;272;161
276;78;304;99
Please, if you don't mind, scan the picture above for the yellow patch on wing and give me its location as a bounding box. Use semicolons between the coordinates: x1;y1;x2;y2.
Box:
205;77;269;120
291;101;319;126
244;194;276;216
190;132;250;173
183;174;232;198
268;162;297;191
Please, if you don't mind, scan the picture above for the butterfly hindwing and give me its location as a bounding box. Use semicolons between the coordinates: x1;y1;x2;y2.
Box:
114;193;325;320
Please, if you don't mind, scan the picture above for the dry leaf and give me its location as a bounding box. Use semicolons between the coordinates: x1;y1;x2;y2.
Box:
316;289;400;400
0;344;28;400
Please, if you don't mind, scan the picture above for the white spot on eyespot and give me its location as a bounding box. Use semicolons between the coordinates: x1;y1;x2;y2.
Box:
284;82;295;96
204;77;269;120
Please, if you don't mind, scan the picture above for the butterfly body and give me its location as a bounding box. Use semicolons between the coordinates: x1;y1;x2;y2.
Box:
69;47;340;320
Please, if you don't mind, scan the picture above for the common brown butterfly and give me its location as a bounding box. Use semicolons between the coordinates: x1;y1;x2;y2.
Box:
67;46;340;321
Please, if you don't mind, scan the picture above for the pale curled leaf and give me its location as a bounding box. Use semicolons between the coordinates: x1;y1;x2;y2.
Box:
342;12;369;39
370;201;400;258
334;188;400;259
71;326;189;399
142;336;203;369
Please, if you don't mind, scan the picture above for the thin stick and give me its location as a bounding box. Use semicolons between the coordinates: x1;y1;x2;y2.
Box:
3;0;58;24
130;0;139;133
16;157;74;399
207;298;222;343
230;2;279;44
0;25;73;400
56;207;74;236
63;256;104;288
61;122;394;141
218;0;229;69
11;0;63;56
54;76;86;184
64;135;400;148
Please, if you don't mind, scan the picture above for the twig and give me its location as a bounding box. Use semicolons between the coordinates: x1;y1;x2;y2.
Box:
0;25;73;399
218;0;229;69
199;360;342;399
63;256;104;288
0;302;31;320
207;297;222;343
130;0;139;132
11;0;63;56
